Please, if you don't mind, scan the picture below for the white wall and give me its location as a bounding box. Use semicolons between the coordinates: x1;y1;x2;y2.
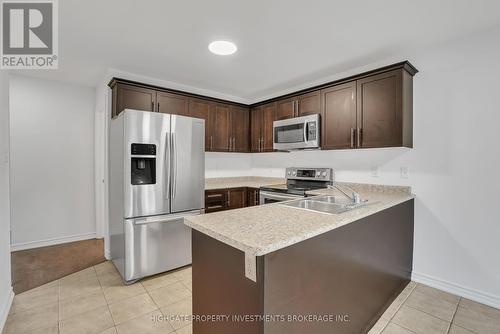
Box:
0;72;13;331
250;27;500;307
206;153;252;178
9;75;96;250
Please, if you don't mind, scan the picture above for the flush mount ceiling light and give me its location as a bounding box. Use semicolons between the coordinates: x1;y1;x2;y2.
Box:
208;40;237;55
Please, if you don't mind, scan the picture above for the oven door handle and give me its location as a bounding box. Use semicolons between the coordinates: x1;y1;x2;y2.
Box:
260;191;303;202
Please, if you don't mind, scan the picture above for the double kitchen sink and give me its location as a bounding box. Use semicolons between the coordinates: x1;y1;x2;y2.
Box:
281;195;369;215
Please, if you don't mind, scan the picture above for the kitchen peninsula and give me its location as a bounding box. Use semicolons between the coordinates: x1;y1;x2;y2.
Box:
185;183;415;334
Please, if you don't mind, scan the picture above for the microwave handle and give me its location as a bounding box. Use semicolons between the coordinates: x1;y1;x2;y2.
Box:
303;122;308;143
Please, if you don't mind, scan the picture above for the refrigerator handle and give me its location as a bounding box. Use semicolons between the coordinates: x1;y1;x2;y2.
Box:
165;131;171;199
171;132;178;198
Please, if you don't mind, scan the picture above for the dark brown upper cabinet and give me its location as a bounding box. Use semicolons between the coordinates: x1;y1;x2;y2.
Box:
109;61;416;152
156;91;189;116
276;98;295;120
229;106;249;152
251;102;276;152
212;104;231;151
321;82;357;150
275;91;321;120
297;91;321;117
188;98;214;151
356;69;412;148
112;83;156;118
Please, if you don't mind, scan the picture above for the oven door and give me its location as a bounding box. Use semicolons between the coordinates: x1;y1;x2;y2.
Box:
273;114;320;151
259;191;304;205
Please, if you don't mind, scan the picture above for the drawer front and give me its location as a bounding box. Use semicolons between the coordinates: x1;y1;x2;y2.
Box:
205;190;228;212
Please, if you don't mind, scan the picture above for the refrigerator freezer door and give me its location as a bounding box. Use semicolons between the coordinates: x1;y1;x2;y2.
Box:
170;115;205;213
124;110;171;218
123;211;199;282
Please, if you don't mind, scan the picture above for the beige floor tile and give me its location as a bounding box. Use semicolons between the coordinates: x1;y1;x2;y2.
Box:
381;282;416;320
382;322;415;334
413;284;459;304
10;285;59;314
60;289;107;320
103;283;146;304
404;286;458;321
59;305;114;334
108;293;158;325
448;324;476;334
368;317;389;334
453;305;500;334
459;298;500;319
3;301;58;334
94;261;117;276
392;305;449;334
160;297;192;330
175;324;192;334
115;310;175;334
22;325;59;334
99;327;118;334
179;278;192;292
149;282;191;308
171;267;191;281
60;266;96;282
60;274;101;300
23;279;59;294
141;272;179;292
97;270;124;288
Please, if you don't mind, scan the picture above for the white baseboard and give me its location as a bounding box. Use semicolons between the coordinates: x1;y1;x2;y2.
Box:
412;271;500;309
11;232;97;251
0;288;14;332
105;248;111;260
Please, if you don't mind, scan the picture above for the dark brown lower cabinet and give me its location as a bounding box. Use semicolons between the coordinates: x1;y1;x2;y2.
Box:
205;187;257;213
192;200;414;334
247;188;260;206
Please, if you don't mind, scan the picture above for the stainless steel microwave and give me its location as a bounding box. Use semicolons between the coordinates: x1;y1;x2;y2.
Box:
273;114;320;151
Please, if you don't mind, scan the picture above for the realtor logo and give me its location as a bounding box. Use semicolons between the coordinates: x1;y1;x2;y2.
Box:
1;0;58;69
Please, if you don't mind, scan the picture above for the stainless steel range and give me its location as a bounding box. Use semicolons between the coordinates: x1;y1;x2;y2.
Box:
259;167;333;204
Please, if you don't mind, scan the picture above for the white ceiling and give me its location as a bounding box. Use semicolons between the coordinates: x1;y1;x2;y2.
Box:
14;0;500;102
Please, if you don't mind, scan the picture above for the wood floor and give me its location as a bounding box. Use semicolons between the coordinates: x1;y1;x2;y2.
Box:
11;238;105;294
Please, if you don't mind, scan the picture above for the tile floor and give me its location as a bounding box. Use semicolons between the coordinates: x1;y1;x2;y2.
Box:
3;262;500;334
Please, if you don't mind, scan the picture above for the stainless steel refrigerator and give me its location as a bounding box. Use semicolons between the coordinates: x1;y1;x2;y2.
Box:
109;109;205;283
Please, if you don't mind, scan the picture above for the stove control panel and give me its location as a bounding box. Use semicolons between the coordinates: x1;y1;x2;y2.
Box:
286;167;334;181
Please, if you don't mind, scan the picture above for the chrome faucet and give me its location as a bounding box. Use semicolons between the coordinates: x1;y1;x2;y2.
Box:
327;183;365;206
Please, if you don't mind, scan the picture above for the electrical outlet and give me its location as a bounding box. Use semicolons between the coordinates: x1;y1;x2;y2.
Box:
400;167;409;179
371;167;379;177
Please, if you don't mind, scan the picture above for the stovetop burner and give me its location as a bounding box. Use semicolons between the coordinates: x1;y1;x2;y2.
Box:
259;167;334;197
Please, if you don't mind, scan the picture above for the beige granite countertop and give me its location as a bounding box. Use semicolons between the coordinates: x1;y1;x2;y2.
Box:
186;182;414;257
205;176;284;190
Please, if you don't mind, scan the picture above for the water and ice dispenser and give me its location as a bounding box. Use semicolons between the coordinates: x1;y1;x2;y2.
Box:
130;143;156;185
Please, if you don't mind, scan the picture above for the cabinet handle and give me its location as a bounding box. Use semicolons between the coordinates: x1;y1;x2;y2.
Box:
210;136;213;150
357;127;362;148
350;128;355;148
207;194;223;198
227;191;231;206
207;205;223;210
295;100;299;117
232;137;235;151
157;102;160;112
151;101;154;111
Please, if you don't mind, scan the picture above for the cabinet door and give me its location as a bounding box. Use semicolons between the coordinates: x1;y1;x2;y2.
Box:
297;91;321;117
114;83;156;117
227;188;247;209
157;91;189;116
261;102;277;152
212;104;231;151
250;107;263;152
276;98;296;120
247;188;260;207
189;98;213;151
357;70;402;148
230;106;249;152
321;82;357;150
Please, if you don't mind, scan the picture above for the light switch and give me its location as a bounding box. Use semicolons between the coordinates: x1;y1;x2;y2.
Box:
401;167;409;179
